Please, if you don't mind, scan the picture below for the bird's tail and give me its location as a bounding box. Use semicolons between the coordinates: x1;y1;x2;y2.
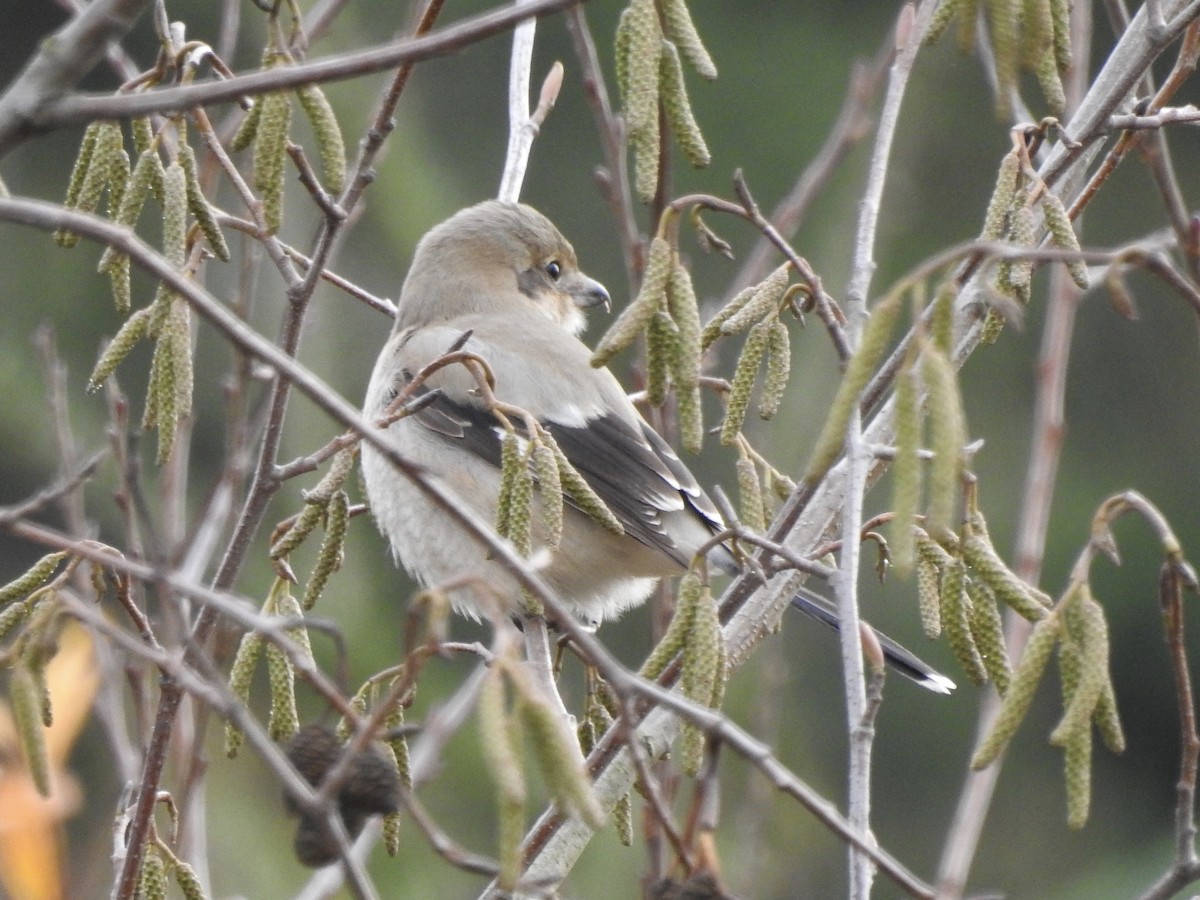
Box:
790;588;956;695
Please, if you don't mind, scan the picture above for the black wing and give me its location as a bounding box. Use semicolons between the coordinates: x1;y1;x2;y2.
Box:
399;376;719;564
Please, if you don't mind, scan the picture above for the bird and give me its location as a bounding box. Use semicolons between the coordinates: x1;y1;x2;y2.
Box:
361;200;953;694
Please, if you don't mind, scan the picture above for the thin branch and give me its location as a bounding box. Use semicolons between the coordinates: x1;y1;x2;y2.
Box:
191;105;301;283
0;450;107;529
51;0;146;83
0;197;590;672
0;0;151;152
213;215;396;315
615;701;696;871
839;409;874;899
504;656;938;899
400;788;504;878
99;0;452;886
844;2;927;327
296;664;492;899
34;310;95;543
1139;563;1200;899
9;0;593;148
728;44;890;299
2;520;357;720
498;0;539;202
1101;1;1200;283
303;0;356;47
1042;0;1200;198
1109;103;1200;128
837;7;930;893
672;182;851;361
563;5;641;298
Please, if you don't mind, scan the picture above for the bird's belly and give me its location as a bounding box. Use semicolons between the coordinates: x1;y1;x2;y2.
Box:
361;424;670;625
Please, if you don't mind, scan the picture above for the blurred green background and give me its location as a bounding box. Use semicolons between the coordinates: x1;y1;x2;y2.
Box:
2;0;1200;897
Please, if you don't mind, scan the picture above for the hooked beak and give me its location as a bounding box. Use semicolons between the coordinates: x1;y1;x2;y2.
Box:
564;272;611;313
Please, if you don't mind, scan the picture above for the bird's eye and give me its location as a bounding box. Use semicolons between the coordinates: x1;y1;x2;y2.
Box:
545;260;562;280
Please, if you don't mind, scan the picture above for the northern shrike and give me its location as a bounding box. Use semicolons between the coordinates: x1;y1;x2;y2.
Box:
362;201;952;693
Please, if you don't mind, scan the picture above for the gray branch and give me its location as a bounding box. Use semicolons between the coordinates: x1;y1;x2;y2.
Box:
0;0;151;153
0;0;590;157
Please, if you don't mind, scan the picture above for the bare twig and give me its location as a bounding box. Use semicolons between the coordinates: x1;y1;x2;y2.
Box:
670;182;851;360
563;5;642;297
0;450;107;529
1139;556;1200;899
837;6;931;893
838;406;875;899
1109;103;1200;127
7;0;593;148
497;0;562;203
295;664;492;899
935;5;1096;884
0;0;151;151
844;2;926;324
1108;0;1200;283
92;0;458;888
728;44;890;298
503;651;938;899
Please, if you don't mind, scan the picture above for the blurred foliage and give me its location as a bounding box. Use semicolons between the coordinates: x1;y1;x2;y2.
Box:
1;0;1199;898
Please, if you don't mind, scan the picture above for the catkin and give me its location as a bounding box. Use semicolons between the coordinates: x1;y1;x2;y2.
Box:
231;99;263;152
736;451;767;533
720;263;789;335
61;122;102;213
890;362;921;575
532;439;564;548
137;851;169;900
981;150;1021;241
804;292;901;482
614;6;635;105
1041;191;1089;289
178;142;231;262
922;349;966;539
592;236;672;366
987;0;1019;118
302;490;349;610
758;319;790;420
88;306;151;391
297;83;347;194
658;40;710;168
1050;590;1109;747
161;162;188;269
0;552;67;605
518;693;604;827
720;319;770;445
172;861;206;900
10;665;50;795
667;260;702;390
254;91;293;234
659;0;717;78
478;667;525;890
942;557;987;685
646;311;676;407
972;612;1060;769
548;438;624;535
624;0;663;140
265;640;299;741
700;284;756;351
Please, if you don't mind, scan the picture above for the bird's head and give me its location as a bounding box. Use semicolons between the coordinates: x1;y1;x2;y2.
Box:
397;201;610;336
